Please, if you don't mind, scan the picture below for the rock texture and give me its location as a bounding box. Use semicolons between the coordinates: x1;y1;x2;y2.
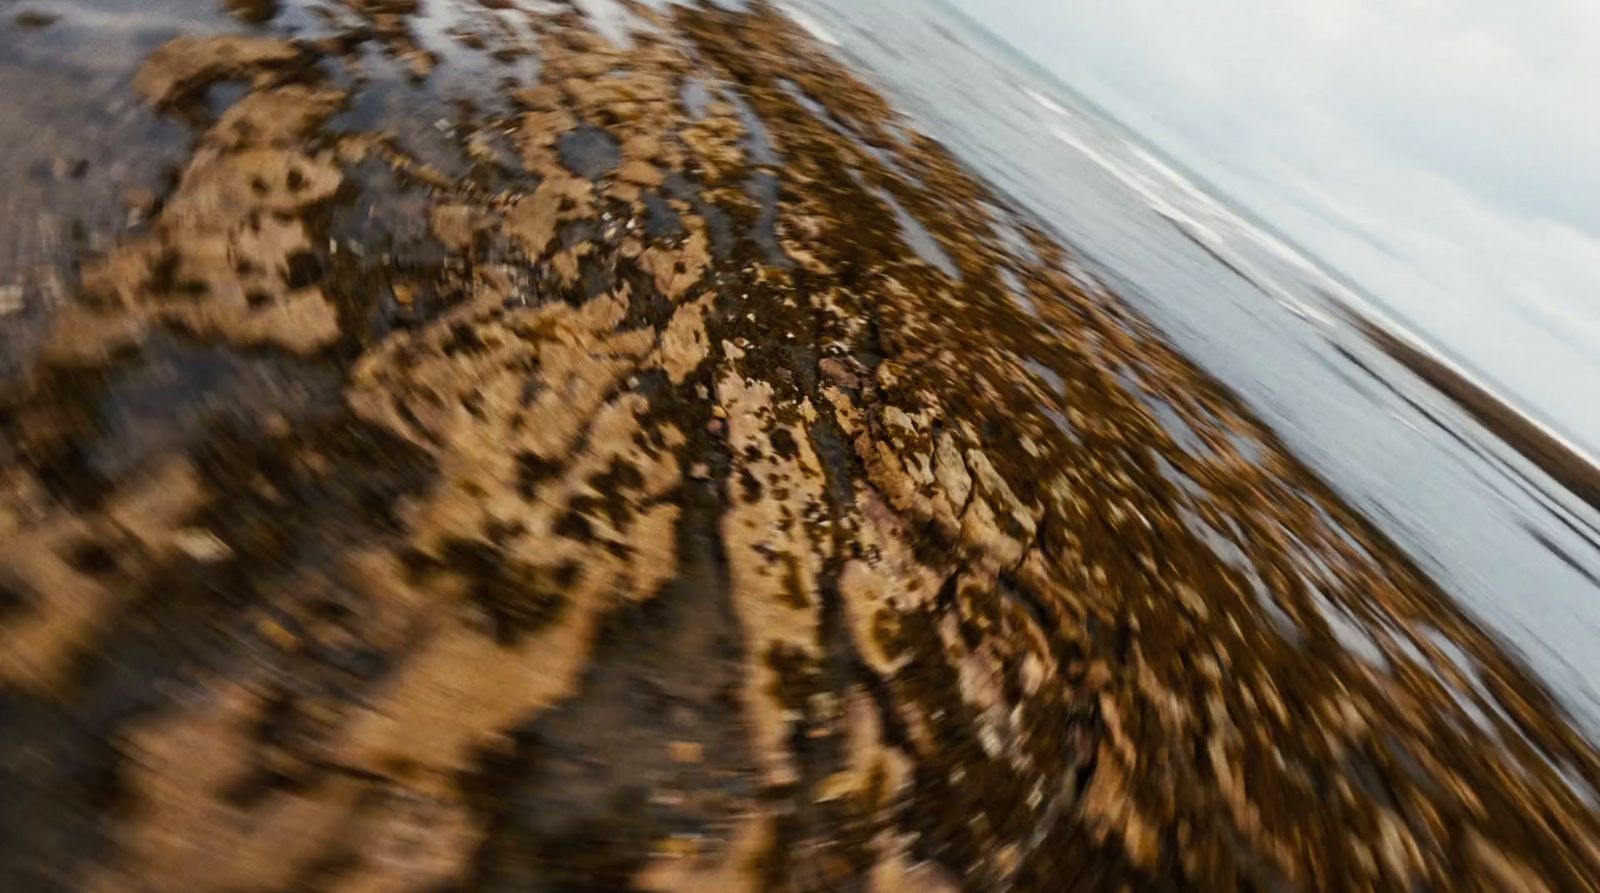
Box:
0;3;1598;893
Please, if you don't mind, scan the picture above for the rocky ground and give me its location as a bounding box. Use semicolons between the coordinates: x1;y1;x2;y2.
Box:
2;1;1599;891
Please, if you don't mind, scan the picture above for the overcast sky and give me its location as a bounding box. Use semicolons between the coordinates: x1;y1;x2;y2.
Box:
952;0;1600;452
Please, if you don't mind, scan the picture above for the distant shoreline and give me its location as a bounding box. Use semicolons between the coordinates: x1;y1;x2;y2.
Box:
1353;315;1600;512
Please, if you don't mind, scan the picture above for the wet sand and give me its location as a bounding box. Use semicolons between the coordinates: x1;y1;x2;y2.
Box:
1;1;1599;892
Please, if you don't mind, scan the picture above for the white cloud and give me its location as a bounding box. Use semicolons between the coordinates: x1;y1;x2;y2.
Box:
954;0;1600;447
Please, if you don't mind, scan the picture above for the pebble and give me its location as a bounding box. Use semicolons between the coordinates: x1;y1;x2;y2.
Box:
654;835;700;858
50;157;89;181
123;188;157;214
668;741;703;763
0;285;24;317
14;9;58;27
257;616;298;651
175;528;233;563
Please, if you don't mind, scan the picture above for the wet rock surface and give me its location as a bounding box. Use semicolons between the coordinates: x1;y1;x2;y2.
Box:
2;2;1599;892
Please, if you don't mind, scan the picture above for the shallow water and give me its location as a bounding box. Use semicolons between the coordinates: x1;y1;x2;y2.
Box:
0;0;239;376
